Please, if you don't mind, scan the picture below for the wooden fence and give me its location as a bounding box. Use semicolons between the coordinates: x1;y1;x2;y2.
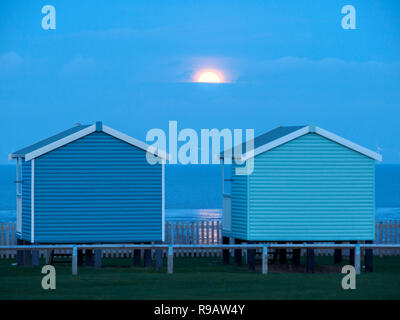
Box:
1;220;399;259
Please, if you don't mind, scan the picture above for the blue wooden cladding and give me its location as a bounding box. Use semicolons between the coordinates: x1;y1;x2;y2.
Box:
11;122;165;244
225;125;382;242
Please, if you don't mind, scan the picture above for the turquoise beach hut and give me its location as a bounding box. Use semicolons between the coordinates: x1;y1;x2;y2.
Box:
9;122;166;244
221;124;382;244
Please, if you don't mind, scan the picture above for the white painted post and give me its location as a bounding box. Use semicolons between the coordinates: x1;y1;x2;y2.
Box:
167;245;173;274
72;246;78;275
355;244;360;275
262;245;268;274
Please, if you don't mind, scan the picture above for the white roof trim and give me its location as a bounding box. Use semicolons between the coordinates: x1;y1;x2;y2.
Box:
23;123;169;162
102;125;169;161
241;126;309;161
25;125;96;161
240;125;382;162
315;126;382;161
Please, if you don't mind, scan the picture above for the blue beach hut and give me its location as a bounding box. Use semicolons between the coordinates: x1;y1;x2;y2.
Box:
9;122;166;244
221;124;382;245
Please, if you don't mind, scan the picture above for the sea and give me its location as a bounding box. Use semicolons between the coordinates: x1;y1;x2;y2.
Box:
0;164;399;223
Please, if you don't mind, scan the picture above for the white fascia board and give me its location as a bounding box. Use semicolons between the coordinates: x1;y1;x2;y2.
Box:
25;125;96;161
162;162;165;242
31;159;35;243
102;125;170;161
315;126;382;161
241;126;310;162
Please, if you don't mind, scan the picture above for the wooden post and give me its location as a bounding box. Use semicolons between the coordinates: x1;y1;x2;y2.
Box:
23;241;32;266
155;249;163;271
355;244;360;275
349;241;356;266
32;250;40;266
278;246;287;264
262;245;268;274
16;238;24;266
72;246;78;275
133;249;141;267
234;239;242;266
334;241;342;264
190;221;195;257
94;250;102;268
306;248;314;273
45;249;52;265
365;240;373;272
222;236;230;264
78;250;84;266
292;244;301;267
167;245;173;274
86;249;94;267
247;247;256;272
144;249;152;268
155;241;163;271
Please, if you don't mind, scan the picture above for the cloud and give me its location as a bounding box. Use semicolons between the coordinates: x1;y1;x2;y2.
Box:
0;52;23;73
60;55;95;75
69;26;174;39
239;56;400;83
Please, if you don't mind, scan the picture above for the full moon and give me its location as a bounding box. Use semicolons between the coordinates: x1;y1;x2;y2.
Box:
197;71;222;83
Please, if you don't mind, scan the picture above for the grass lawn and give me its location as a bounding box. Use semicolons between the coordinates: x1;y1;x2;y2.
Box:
0;255;399;299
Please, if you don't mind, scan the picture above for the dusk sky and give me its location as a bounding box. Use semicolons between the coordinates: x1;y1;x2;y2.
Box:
1;1;399;163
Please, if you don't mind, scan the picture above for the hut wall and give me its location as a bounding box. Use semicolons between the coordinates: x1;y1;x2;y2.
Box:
25;131;162;243
246;133;375;241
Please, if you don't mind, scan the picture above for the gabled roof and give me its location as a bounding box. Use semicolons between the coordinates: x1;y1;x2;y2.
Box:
221;124;382;162
9;122;168;161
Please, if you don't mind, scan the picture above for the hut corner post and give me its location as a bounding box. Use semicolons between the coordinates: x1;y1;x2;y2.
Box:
355;244;361;275
72;246;78;275
167;245;173;274
262;245;268;274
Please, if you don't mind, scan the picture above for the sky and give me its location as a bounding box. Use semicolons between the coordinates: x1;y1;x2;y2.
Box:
0;0;399;163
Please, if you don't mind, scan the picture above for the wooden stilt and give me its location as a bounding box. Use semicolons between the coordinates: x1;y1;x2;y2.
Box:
306;248;314;273
32;250;40;266
222;236;230;265
72;246;78;275
349;241;356;266
234;239;242;266
94;250;102;268
262;245;268;274
334;241;342;264
155;241;163;271
292;247;301;267
45;250;52;265
167;246;173;274
144;249;152;268
86;249;94;267
16;238;24;266
78;250;83;266
247;248;256;272
365;240;373;272
279;248;287;264
133;249;141;267
23;242;32;266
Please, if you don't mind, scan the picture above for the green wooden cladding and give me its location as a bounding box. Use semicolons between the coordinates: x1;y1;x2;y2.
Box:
230;133;375;241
